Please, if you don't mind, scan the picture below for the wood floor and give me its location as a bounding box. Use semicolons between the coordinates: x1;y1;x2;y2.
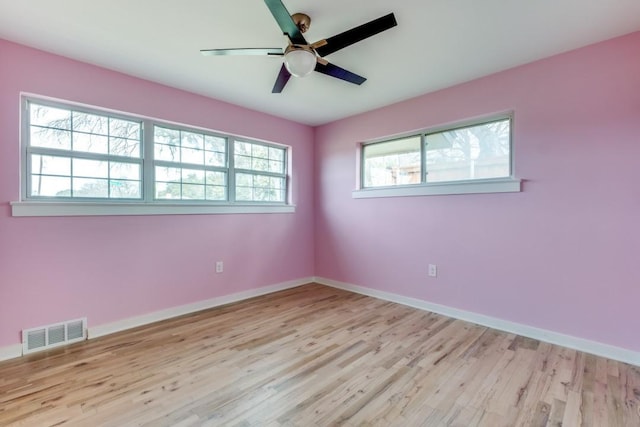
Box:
1;284;639;426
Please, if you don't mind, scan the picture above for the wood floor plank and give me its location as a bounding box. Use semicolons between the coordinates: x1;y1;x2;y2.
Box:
0;283;638;426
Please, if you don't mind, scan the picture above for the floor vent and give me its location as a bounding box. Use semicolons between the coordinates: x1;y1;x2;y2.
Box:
22;318;87;355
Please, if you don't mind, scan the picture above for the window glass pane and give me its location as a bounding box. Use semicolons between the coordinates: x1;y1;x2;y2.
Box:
111;162;140;180
73;112;108;134
182;184;205;200
235;155;251;170
363;136;421;187
110;137;140;157
182;168;205;184
110;180;141;198
236;173;252;187
181;147;203;165
206;186;226;201
270;177;284;189
253;144;268;159
73;159;108;179
206;171;225;186
235;141;251;156
204;135;226;153
269;160;284;174
32;155;71;176
31;175;71;197
30;127;71;150
181;132;203;150
252;187;283;202
269;147;284;162
110;118;141;139
155;143;180;162
205;152;226;167
155;166;181;182
73;133;108;154
236;186;252;201
73;178;109;198
155;182;182;199
425;119;510;183
251;158;269;172
154;127;180;146
30;104;71;129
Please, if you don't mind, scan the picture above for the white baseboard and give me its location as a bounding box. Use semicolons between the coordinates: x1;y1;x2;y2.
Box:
89;277;313;339
314;277;640;367
0;344;23;363
1;278;312;363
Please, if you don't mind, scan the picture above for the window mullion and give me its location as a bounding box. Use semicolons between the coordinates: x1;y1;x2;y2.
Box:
143;120;155;202
228;137;236;203
421;134;427;183
233;169;284;179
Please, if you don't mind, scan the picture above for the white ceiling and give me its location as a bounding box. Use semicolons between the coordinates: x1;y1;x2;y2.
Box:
1;0;639;126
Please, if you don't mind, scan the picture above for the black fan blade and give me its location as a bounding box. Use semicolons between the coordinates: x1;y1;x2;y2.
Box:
264;0;307;45
272;63;292;93
200;48;284;56
314;62;366;85
315;13;397;57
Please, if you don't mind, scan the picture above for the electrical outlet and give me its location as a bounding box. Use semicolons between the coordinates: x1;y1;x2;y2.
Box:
428;264;437;277
216;261;224;273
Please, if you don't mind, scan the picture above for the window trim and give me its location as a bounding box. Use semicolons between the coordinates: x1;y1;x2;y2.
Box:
10;201;296;217
14;95;294;216
352;178;521;199
355;113;521;198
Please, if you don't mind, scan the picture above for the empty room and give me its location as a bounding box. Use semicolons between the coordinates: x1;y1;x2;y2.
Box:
1;0;639;425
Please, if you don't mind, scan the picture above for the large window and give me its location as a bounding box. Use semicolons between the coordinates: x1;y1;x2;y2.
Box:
358;116;518;197
20;98;290;212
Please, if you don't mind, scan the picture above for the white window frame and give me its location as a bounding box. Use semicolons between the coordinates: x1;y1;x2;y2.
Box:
353;114;521;199
12;95;295;217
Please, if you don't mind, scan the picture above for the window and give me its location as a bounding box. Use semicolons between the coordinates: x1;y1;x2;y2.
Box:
27;103;143;199
16;97;292;216
356;115;520;198
153;126;228;201
234;141;287;203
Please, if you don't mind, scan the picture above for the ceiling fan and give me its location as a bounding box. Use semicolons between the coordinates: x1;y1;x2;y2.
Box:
200;0;397;93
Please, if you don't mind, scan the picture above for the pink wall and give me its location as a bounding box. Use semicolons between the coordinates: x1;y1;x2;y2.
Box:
2;32;639;354
314;32;640;352
0;40;315;347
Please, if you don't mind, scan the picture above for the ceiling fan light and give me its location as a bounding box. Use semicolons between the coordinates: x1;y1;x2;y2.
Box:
284;49;316;77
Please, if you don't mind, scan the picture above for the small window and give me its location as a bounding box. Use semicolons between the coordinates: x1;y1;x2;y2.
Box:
27;101;143;199
234;141;287;202
360;115;514;193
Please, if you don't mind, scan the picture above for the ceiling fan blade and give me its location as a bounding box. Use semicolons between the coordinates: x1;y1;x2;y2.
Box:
314;61;366;85
200;48;284;56
314;13;397;57
272;63;292;93
264;0;308;45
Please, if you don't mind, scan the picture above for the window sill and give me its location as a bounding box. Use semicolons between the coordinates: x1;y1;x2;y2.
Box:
352;178;521;199
10;201;296;217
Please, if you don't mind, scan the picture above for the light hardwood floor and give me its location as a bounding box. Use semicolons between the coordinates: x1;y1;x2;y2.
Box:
1;284;639;426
